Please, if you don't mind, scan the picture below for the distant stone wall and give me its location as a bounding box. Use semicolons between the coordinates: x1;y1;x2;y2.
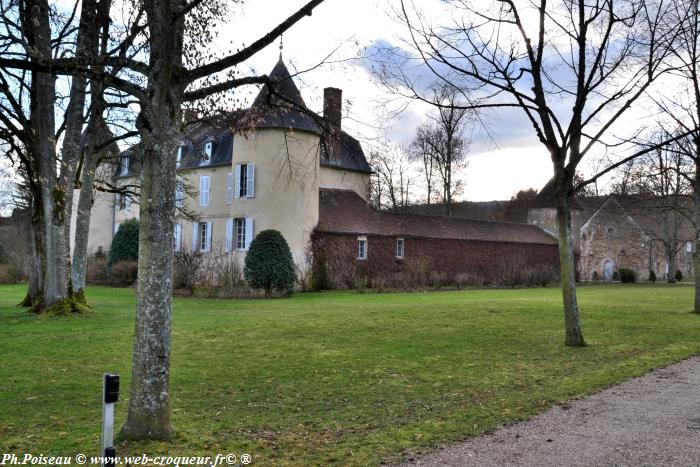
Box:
311;232;559;289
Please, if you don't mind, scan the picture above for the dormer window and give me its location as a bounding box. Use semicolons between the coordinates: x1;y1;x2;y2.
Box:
202;140;214;165
176;146;184;168
119;156;129;176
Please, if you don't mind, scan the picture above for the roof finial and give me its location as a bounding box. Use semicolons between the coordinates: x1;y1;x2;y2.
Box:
279;34;284;61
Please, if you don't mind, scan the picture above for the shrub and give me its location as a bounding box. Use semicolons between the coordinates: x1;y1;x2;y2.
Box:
0;241;8;264
592;271;599;282
0;263;23;284
675;270;683;282
244;230;295;296
648;269;656;282
618;268;636;283
108;219;139;268
86;258;108;285
110;261;138;287
173;249;203;292
612;270;619;281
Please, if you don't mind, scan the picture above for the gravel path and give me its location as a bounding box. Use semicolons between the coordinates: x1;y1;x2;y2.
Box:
402;356;700;467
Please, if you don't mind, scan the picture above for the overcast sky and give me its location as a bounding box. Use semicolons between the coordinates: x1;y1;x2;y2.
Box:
216;0;555;201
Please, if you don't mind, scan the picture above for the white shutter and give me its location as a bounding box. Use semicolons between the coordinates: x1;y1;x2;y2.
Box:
174;224;182;251
199;176;210;206
246;163;255;198
225;218;233;252
205;221;213;252
191;223;198;251
226;172;233;204
245;217;254;250
234;164;241;199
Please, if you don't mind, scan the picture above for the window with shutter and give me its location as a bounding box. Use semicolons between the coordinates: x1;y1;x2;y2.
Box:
199;222;209;252
175;182;184;208
239;164;248;197
234;218;246;250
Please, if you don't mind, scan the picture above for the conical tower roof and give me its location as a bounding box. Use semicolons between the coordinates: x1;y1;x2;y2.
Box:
252;57;307;109
241;57;319;133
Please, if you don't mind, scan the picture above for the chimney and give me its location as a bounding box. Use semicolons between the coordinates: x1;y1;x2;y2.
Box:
323;87;342;163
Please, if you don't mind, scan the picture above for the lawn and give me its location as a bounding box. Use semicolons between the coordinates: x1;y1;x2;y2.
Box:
1;283;699;465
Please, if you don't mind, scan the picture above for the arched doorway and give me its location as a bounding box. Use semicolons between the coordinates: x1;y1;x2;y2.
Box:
603;260;614;282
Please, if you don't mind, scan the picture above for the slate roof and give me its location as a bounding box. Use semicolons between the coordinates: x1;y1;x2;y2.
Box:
116;57;371;176
178;123;233;169
317;188;558;245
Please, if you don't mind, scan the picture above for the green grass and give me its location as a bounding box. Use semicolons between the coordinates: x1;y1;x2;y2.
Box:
1;283;699;465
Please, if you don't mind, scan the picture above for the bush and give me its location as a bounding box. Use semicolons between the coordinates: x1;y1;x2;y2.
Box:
0;242;8;265
648;269;656;282
108;219;139;268
0;263;24;284
675;270;683;282
612;270;619;281
618;268;636;283
109;261;138;287
86;258;108;285
173;249;203;292
244;230;295;296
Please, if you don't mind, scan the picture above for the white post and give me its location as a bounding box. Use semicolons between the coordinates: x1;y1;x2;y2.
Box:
102;374;119;467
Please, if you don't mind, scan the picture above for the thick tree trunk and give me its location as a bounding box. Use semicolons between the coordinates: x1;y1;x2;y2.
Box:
556;191;585;347
120;0;184;438
119;117;180;441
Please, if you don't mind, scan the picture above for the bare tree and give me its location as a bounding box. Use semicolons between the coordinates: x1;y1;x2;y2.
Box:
0;0;328;440
383;0;680;346
369;141;415;211
411;84;470;216
648;0;700;307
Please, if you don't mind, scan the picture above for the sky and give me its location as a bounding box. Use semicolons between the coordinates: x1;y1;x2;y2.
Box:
214;0;555;201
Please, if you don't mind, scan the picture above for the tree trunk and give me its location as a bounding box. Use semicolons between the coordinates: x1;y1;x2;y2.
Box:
70;144;99;300
666;244;677;283
694;156;700;312
20;202;45;307
556;191;585;347
120;0;184;438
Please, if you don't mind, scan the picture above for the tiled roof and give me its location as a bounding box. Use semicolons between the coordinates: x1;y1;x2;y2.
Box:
317;188;559;245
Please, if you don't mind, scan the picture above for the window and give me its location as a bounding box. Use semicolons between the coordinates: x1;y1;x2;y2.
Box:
199;175;210;207
119;156;129;176
116;193;130;210
175;183;184;208
202;141;214;165
234;218;253;251
234;163;255;198
687;241;693;253
395;238;405;259
199;222;209;251
191;221;212;252
357;236;367;260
